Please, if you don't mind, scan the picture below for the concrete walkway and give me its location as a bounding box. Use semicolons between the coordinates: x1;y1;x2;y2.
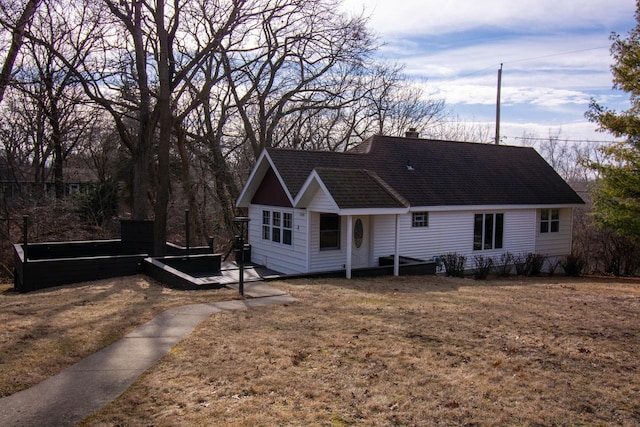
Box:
0;283;294;427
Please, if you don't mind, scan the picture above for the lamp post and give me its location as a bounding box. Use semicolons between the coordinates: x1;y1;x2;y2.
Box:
233;217;250;296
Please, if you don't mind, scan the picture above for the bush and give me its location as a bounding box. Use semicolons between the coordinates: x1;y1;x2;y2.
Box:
514;252;547;276
441;252;466;277
496;252;514;276
546;257;562;276
472;255;493;280
526;253;547;277
72;181;119;226
514;253;529;276
562;254;585;277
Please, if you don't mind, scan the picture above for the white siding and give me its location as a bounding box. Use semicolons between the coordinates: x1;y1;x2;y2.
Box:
307;189;338;212
309;212;347;272
370;209;539;270
535;208;573;256
247;205;308;274
371;215;396;261
249;205;575;275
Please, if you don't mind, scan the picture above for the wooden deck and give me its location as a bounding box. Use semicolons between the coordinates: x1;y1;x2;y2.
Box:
142;257;285;290
193;261;284;285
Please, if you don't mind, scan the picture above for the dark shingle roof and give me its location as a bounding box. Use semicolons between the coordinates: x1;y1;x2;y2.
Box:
267;135;584;207
314;168;408;209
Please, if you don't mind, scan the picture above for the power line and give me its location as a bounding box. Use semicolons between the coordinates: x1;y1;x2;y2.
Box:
503;46;610;65
511;135;621;144
445;46;610;82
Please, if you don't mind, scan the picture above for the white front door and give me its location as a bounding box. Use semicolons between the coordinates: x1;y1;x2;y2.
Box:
352;216;370;268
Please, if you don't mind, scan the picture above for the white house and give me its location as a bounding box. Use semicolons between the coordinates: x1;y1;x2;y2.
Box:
236;134;585;278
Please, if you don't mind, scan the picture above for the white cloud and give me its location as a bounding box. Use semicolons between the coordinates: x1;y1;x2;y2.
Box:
341;0;634;36
339;0;635;141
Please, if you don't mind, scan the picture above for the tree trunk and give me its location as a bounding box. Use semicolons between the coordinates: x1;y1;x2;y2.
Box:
210;135;239;238
0;0;41;104
153;0;172;256
52;131;64;199
46;74;64;199
132;143;150;220
129;0;152;221
176;123;204;244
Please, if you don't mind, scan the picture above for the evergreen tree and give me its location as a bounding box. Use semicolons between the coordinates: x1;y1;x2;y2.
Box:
586;0;640;242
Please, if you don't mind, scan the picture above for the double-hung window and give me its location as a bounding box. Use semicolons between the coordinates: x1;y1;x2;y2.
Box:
473;213;504;250
412;212;429;227
540;209;559;233
262;209;293;246
319;213;340;250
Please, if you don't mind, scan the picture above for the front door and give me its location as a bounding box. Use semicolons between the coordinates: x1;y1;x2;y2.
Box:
352;216;370;268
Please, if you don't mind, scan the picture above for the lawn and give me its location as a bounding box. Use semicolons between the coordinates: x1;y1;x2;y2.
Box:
0;275;237;397
2;274;639;425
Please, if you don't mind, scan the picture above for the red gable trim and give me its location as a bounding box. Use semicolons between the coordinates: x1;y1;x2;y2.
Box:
251;166;293;208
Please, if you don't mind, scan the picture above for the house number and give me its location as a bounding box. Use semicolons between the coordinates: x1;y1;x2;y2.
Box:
354;218;363;248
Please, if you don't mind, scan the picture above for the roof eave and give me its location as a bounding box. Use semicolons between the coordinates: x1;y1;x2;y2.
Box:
337;207;410;215
410;203;585;212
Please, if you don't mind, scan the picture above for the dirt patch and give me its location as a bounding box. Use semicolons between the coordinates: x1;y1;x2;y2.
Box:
80;275;640;426
0;275;236;397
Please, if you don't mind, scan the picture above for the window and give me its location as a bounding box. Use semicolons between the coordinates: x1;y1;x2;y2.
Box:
262;211;270;240
282;212;292;245
319;213;340;250
412;212;429;227
262;209;293;245
272;211;281;243
473;213;504;250
540;209;559;233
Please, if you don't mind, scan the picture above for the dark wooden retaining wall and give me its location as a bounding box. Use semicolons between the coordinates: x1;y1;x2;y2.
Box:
13;240;217;293
12;219;221;293
13;242;147;293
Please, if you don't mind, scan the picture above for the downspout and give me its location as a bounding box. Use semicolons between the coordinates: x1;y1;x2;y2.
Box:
346;215;353;279
305;210;311;273
394;214;400;276
569;207;575;255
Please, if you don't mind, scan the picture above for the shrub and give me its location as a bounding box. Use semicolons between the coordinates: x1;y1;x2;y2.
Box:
514;253;529;276
472;255;493;280
496;252;514;276
513;253;547;276
441;252;466;277
526;253;547;277
72;181;119;226
546;257;562;276
562;254;585;277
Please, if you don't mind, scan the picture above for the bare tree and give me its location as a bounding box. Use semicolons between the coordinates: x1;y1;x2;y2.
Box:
220;0;375;158
0;0;41;103
517;130;604;182
21;0;248;253
424;115;493;143
13;0;97;198
11;0;452;252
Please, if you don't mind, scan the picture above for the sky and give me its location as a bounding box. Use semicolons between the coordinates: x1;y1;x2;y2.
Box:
339;0;637;144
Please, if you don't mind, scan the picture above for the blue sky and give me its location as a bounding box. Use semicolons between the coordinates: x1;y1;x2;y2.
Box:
340;0;637;143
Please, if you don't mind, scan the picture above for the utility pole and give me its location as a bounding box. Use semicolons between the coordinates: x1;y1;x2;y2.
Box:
495;63;503;145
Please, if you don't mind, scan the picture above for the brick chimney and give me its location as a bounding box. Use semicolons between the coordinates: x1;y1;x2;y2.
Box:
405;128;419;138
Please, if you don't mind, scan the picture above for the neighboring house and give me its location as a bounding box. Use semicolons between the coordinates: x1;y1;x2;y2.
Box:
0;162;97;202
236;133;585;277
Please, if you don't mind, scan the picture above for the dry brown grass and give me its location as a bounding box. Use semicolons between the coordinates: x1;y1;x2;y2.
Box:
79;275;640;426
0;275;236;397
